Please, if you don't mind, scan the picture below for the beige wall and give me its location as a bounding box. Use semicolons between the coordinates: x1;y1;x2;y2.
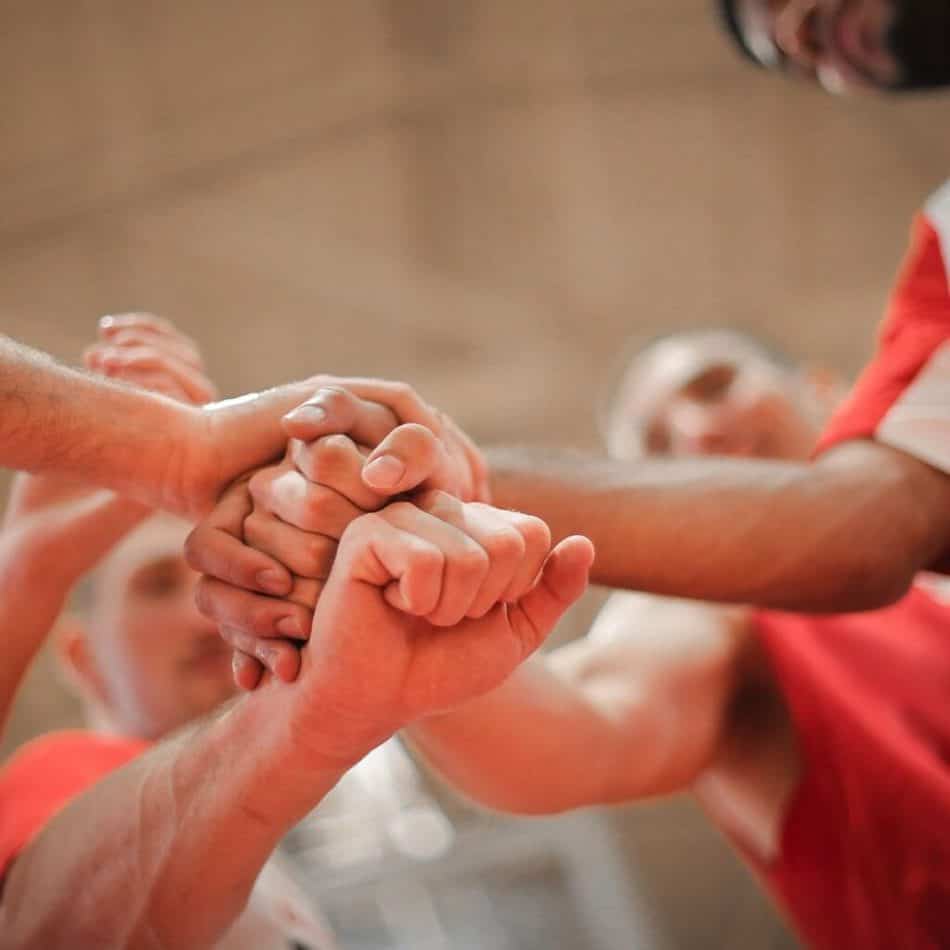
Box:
3;1;949;946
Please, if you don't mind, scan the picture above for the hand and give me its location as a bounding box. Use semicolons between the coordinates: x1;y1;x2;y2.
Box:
187;439;388;687
282;381;489;501
283;493;594;764
186;381;489;685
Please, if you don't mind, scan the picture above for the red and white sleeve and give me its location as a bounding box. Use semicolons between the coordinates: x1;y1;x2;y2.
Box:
816;181;950;475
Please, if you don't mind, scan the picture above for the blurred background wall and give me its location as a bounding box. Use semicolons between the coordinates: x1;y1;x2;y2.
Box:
3;1;949;946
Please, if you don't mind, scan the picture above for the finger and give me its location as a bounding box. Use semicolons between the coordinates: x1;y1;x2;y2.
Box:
99;312;177;338
232;650;265;691
361;424;443;495
222;629;303;684
334;378;443;432
91;345;216;404
290;434;388;511
417;493;543;618
283;386;400;447
184;483;293;596
287;575;324;611
494;509;551;604
250;467;363;538
243;510;337;579
195;576;313;640
508;536;595;656
98;328;205;372
378;501;490;627
339;513;445;617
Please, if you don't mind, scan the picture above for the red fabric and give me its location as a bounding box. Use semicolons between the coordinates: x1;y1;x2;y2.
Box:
816;214;950;454
755;586;950;950
0;730;148;880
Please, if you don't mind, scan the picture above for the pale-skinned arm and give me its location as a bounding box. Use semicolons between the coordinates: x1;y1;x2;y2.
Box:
407;594;750;815
2;492;591;948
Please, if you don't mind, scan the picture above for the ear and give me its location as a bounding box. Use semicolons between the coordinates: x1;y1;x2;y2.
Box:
54;614;111;708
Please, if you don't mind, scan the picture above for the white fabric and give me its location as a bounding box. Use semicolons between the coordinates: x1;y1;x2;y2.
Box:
215;856;338;950
877;340;950;474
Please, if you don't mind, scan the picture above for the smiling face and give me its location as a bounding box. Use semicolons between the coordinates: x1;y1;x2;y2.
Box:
65;516;236;740
719;0;950;93
606;330;827;462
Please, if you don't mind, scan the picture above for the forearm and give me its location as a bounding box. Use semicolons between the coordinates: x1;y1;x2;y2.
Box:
0;337;201;510
0;682;346;949
488;441;944;611
0;493;151;736
407;658;629;815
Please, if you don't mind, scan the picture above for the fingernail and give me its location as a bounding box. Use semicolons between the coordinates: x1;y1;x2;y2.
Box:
277;616;305;638
285;405;326;426
99;315;116;329
256;569;287;595
363;455;405;490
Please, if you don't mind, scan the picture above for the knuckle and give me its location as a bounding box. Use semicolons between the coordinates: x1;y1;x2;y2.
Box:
307;434;352;478
183;528;209;570
250;603;279;636
303;535;335;574
457;544;490;578
385;499;417;521
314;386;353;413
416;488;449;514
193;578;217;616
518;515;552;550
341;510;377;542
247;469;275;505
413;544;445;579
317;433;354;461
485;527;526;562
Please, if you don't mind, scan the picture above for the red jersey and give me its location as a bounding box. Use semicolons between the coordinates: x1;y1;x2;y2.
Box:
755;584;950;949
817;181;950;480
0;730;147;881
0;730;336;948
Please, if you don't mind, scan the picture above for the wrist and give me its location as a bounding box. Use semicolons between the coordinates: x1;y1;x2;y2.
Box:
206;678;357;827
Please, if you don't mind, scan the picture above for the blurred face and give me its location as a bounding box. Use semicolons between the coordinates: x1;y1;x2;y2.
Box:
724;0;950;93
608;333;820;461
86;517;235;739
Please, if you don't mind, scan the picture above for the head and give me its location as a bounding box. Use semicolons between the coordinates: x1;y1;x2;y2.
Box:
58;515;236;740
718;0;950;93
605;328;842;462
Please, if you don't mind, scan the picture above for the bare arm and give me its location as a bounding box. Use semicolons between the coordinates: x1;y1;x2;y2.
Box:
0;317;225;735
2;491;590;948
0;490;149;736
488;439;950;611
0;335;199;504
407;594;749;815
0;685;338;949
0;331;340;520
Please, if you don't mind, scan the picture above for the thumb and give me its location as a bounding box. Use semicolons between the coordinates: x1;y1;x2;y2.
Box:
361;424;443;495
508;535;595;655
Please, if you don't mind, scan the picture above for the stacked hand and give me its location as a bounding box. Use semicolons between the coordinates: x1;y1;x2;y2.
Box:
187;382;493;686
188;380;593;745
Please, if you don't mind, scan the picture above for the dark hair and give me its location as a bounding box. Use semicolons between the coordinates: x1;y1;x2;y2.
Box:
715;0;763;65
887;0;950;90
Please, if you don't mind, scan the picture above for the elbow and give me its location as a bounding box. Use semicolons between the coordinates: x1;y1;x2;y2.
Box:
825;548;915;611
